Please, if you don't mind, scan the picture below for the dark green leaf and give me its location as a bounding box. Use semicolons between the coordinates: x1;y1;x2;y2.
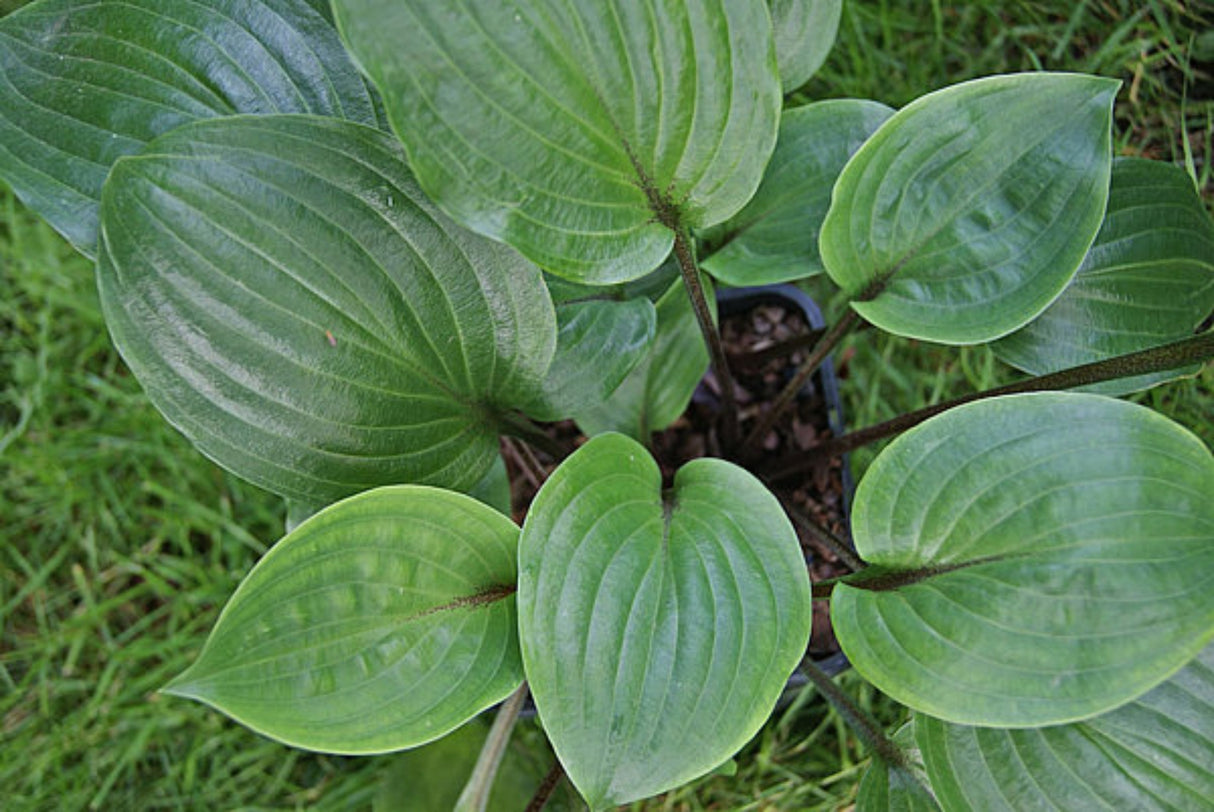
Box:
98;115;556;503
517;433;811;808
522;297;656;422
333;0;781;283
833;393;1214;726
573;275;711;441
164;486;524;755
821;73;1118;343
467;454;513;517
700;99;893;286
769;0;842;92
993;158;1214;394
0;0;382;255
916;644;1214;811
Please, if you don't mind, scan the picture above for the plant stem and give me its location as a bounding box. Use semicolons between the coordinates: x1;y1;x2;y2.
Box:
524;758;566;812
672;226;739;448
454;683;530;812
780;497;864;572
503;437;548;491
799;657;907;770
742;307;862;454
766;331;1214;484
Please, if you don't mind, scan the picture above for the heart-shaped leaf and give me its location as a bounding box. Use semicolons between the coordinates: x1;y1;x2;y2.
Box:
517;433;811;809
700;99;893;286
0;0;383;256
164;485;523;755
573;275;711;441
993;157;1214;394
769;0;843;92
915;644;1214;811
833;392;1214;727
98;114;556;503
821;73;1118;343
521;297;656;422
332;0;781;283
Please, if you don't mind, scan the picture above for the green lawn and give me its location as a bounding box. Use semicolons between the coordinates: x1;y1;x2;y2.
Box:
2;1;1210;810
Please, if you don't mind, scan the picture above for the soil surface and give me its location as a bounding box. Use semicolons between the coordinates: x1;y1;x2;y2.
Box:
504;296;855;667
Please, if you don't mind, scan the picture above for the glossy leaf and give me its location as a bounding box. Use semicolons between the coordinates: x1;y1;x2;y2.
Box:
769;0;842;92
573;275;711;441
522;297;656;422
164;486;524;755
0;0;383;256
332;0;781;283
821;73;1118;343
700;100;894;286
517;433;811;809
98;115;556;503
993;158;1214;394
916;644;1214;811
833;392;1214;727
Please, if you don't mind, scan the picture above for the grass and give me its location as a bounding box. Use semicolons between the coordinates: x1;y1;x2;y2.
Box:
1;1;1210;810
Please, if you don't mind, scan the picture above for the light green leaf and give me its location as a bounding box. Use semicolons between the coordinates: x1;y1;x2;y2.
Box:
769;0;842;92
98;115;556;503
164;486;524;755
833;392;1214;727
993;158;1214;394
821;73;1118;343
574;275;711;441
0;0;383;256
332;0;781;283
700;99;893;286
916;644;1214;811
517;433;811;809
522;297;656;422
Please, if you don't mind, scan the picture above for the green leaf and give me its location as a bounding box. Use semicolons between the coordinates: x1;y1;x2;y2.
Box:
285;498;328;535
467;454;513;517
98;115;556;503
573;275;711;441
0;0;383;256
821;73;1118;343
916;644;1214;811
993;158;1214;394
856;724;940;812
164;485;524;755
833;392;1214;727
769;0;843;92
521;297;656;422
854;728;937;810
700;99;893;286
857;765;941;812
517;433;811;809
332;0;781;284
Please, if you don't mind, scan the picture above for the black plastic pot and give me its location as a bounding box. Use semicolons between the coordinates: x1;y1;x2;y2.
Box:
715;284;855;680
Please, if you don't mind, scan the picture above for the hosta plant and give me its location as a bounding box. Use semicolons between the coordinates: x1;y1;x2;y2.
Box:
3;0;1212;808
